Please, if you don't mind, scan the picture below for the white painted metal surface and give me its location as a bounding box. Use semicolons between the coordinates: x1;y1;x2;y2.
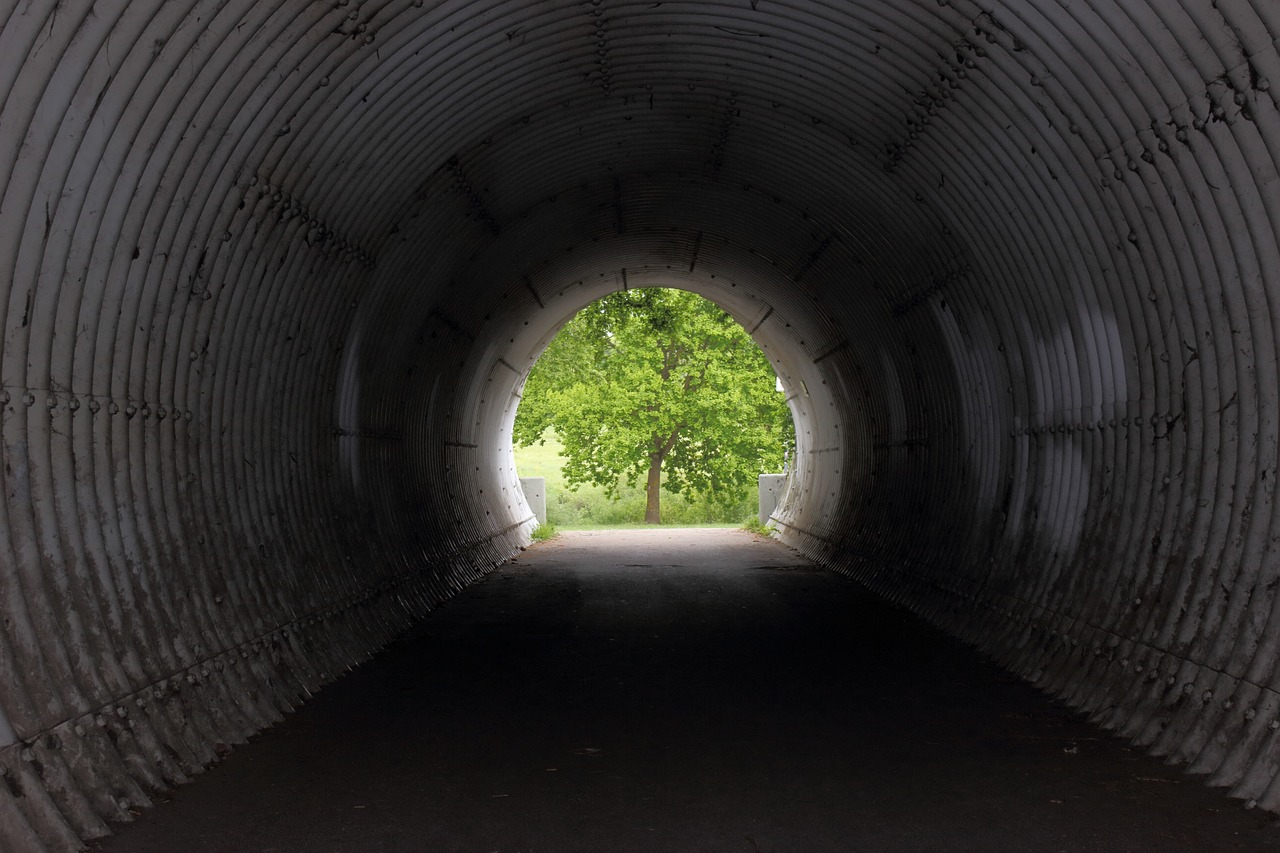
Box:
1;0;1279;846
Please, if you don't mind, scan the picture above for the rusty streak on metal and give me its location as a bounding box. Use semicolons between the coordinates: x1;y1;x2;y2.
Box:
793;231;837;282
688;230;704;272
747;305;774;334
811;338;850;364
523;275;545;308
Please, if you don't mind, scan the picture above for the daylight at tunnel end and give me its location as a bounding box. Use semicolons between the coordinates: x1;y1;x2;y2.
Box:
2;0;1280;848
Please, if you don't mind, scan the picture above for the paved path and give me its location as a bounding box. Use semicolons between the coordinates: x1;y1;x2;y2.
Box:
94;529;1279;852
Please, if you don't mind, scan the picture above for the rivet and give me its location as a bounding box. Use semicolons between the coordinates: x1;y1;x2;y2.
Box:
68;397;80;412
108;402;119;415
22;392;35;407
47;395;57;409
125;403;138;418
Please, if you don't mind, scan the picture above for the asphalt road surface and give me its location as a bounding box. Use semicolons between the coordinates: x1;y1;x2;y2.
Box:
93;528;1280;852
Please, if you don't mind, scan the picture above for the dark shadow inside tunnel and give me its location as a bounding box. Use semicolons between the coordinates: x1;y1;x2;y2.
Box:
89;529;1280;852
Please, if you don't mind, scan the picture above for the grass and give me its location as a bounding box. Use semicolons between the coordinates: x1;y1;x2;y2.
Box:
529;522;559;541
515;429;760;529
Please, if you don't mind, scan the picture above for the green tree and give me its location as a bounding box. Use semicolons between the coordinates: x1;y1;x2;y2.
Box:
514;288;794;524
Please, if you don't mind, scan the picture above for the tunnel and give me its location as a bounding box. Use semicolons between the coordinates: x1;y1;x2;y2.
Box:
2;0;1280;847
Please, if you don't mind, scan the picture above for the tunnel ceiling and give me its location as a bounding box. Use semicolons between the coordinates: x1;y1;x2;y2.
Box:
3;0;1280;847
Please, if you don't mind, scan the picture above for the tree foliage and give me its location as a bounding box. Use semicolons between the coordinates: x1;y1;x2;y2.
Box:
514;288;794;524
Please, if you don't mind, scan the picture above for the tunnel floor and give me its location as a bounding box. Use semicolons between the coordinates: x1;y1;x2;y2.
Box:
92;528;1279;852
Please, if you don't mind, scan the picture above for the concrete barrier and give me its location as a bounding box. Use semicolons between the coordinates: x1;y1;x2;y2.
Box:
520;477;547;526
759;474;786;526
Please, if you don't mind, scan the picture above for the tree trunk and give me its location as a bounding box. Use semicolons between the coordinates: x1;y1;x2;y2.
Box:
645;454;662;524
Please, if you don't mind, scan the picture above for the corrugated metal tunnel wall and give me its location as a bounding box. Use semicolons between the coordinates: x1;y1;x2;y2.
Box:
1;0;1279;847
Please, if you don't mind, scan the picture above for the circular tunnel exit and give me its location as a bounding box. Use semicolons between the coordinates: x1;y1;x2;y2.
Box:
500;286;800;528
2;1;1280;847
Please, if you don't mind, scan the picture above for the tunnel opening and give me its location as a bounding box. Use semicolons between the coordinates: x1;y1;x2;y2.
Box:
508;285;797;529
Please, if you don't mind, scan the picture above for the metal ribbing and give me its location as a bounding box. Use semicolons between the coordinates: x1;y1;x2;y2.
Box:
1;1;1280;848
